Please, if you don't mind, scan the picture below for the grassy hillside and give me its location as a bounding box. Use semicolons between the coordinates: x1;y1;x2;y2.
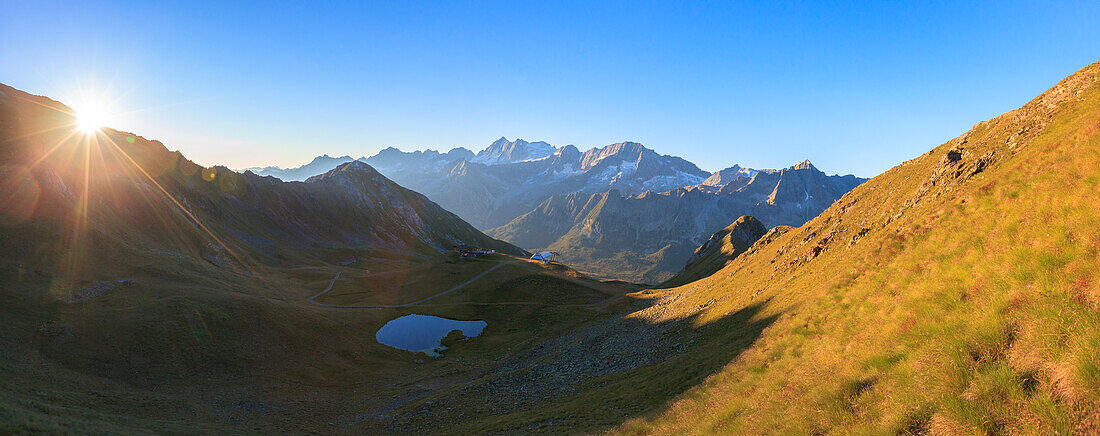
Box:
603;60;1100;433
0;250;641;433
0;83;637;433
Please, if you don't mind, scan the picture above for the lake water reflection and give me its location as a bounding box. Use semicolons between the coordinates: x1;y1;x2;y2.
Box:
375;314;487;357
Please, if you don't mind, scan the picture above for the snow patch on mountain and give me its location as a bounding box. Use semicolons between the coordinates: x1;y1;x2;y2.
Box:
471;138;556;165
640;171;706;192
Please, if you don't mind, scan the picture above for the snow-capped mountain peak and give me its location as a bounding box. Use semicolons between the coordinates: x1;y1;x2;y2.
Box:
471;137;556;164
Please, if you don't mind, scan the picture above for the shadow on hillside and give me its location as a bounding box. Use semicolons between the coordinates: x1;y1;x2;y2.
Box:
386;298;779;433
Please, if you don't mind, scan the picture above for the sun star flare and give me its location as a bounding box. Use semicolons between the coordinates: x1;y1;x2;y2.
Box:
74;105;108;135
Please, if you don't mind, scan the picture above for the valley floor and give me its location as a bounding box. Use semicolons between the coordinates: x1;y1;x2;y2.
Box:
4;253;724;434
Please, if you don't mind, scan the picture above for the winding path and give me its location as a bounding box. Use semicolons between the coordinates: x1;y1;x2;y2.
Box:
306;263;505;309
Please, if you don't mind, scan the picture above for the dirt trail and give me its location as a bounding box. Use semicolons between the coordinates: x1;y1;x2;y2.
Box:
307;264;505;308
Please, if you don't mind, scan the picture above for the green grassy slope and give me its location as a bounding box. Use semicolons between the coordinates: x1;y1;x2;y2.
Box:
0;251;639;433
604;61;1100;434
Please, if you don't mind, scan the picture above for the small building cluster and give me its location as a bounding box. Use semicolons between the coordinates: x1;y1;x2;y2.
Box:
453;244;495;258
531;251;558;264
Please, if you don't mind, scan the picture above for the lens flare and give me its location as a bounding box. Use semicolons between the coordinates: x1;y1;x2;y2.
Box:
74;105;107;135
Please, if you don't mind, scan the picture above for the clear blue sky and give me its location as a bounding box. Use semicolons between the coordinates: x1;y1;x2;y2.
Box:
3;1;1098;176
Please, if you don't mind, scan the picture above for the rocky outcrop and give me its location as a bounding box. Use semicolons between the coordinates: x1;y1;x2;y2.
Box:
661;216;768;287
684;216;767;268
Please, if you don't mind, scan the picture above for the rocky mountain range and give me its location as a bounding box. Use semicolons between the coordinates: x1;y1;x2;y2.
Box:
486;160;864;283
360;139;715;230
470;137;554;164
244;138;865;282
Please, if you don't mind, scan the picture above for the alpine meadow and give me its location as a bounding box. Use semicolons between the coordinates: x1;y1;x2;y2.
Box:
2;2;1099;434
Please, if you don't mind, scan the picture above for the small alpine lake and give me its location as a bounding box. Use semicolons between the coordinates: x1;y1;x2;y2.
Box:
375;314;487;357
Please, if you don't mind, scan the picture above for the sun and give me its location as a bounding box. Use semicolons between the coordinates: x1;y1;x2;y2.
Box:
74;105;108;135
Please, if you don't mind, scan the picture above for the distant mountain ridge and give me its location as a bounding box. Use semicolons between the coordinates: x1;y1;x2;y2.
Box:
244;154;355;182
701;164;759;190
245;138;864;282
361;139;713;230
